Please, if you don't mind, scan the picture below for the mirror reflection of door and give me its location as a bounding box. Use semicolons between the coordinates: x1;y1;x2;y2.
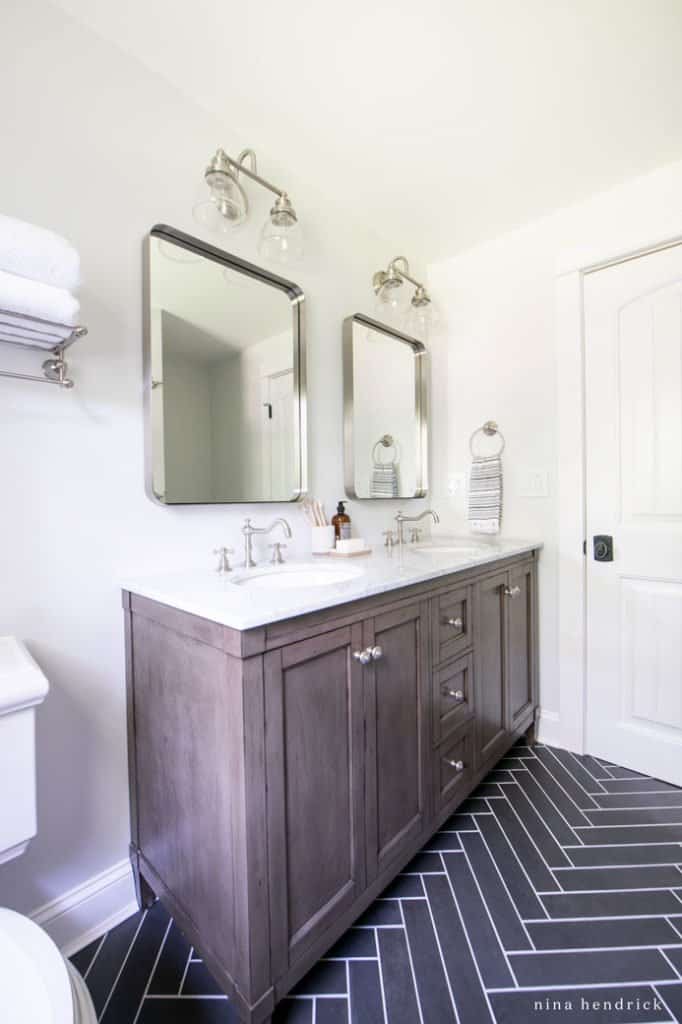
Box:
147;233;302;503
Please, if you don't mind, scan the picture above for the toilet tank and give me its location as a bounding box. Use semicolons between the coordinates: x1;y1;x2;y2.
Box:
0;638;49;866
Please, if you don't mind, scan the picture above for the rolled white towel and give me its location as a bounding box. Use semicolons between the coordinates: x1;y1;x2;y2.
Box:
0;269;79;327
0;215;80;291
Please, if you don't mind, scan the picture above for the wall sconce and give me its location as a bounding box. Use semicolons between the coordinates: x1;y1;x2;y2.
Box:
372;257;438;338
193;148;304;266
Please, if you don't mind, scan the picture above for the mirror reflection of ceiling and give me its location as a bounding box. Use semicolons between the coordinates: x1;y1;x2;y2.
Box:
53;1;682;258
151;240;289;352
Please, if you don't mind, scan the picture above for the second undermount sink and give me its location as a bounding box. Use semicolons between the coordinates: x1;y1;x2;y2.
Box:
232;563;365;590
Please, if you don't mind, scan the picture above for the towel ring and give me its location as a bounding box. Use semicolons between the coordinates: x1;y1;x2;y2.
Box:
469;420;505;457
373;434;398;464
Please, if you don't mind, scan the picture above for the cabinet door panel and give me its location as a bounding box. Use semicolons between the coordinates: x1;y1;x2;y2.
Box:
474;572;508;768
265;625;366;973
507;561;536;730
365;602;430;879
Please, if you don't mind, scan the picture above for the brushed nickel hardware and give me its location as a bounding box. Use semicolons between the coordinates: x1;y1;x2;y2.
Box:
269;542;287;565
372;257;437;337
504;585;521;598
369;646;383;662
409;527;422;543
382;530;398;549
443;758;465;772
442;687;464;702
445;616;463;629
194;147;303;264
242;517;292;568
213;547;234;574
395;509;440;548
0;310;87;389
353;649;372;665
470;421;505;457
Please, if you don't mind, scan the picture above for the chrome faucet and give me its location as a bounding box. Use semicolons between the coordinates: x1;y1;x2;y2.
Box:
394;509;440;548
242;517;292;568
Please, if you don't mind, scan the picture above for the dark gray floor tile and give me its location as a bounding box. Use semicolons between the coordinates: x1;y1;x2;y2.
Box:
101;902;172;1023
541;889;682;918
509;744;536;758
662;946;682;974
490;986;670;1023
554;864;682;890
657;984;682;1023
597;791;682;808
458;797;492;814
460;832;531;950
315;998;349;1024
602;778;681;793
580;754;613;781
487;770;515;783
501;784;572;868
84;910;146;1015
182;961;225;996
510;948;676;986
586;807;682;825
69;935;102;976
528;915;682;949
567;843;682;866
475;813;546;919
291;961;347;996
423;831;462;851
507;769;580;847
379;874;423;899
326;928;377;959
577;824;682;844
551;747;607;794
376;928;421;1024
440;812;477;831
524;759;591;826
471;782;503;798
488;796;561;888
443;852;514;986
273;999;314;1023
348;961;384;1024
402;898;457;1023
495;757;529;770
148;919;192;994
137;998;236;1023
401;851;444;873
354;902;401;927
535;746;598;809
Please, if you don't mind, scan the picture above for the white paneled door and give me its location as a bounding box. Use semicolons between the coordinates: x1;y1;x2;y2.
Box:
584;244;682;785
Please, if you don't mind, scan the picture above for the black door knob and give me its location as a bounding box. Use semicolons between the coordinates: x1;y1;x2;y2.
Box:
593;535;614;562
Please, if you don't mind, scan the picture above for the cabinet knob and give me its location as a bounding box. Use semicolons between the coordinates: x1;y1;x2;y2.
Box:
445;616;463;629
369;645;383;662
442;687;464;702
443;758;465;772
503;585;521;598
353;649;372;665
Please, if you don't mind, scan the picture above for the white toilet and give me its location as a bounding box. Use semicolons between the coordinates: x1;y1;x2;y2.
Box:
0;636;97;1023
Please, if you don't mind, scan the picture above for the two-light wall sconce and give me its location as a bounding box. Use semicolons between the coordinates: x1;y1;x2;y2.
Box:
193;148;303;266
372;257;438;339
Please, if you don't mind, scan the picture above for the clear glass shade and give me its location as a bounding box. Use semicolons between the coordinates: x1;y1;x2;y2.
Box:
373;282;406;326
258;216;304;266
192;172;248;233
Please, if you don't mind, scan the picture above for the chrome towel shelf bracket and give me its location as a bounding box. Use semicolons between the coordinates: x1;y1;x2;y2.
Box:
0;309;87;389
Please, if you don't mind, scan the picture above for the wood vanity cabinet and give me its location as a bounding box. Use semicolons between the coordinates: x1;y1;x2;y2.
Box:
123;550;538;1024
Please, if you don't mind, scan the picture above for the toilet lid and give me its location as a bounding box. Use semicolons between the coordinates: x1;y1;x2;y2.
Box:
0;908;74;1023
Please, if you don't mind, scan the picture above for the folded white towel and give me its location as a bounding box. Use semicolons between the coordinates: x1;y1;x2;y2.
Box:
0;215;80;291
0;269;79;327
0;313;75;347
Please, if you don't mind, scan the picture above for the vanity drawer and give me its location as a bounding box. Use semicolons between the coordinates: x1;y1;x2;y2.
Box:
433;652;474;746
434;585;473;663
435;725;473;813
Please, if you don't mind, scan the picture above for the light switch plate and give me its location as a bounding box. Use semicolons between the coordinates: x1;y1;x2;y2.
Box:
520;470;550;498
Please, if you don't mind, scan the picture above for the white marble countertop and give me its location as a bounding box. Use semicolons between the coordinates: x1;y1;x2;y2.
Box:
122;537;541;632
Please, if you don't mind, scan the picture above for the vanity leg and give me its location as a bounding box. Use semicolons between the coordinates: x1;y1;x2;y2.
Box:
130;844;156;910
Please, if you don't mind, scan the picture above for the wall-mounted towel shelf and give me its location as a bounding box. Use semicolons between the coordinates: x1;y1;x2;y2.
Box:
0;308;87;389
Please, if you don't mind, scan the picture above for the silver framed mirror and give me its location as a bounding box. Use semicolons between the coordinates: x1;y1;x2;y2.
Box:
343;314;428;500
144;225;307;505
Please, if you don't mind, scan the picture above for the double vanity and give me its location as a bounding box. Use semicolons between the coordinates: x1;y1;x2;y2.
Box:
123;537;539;1024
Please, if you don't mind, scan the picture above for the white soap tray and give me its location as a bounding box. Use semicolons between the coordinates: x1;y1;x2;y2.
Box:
316;547;373;558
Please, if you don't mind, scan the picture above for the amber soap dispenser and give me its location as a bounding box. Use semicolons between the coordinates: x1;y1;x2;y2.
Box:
332;501;351;540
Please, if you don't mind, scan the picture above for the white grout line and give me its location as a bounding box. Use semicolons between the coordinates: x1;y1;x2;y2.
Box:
83;932;107;982
132;917;172;1024
458;836;522;977
564;749;608;793
498;786;569;878
373;927;390;1024
487;979;682;993
178;945;194;996
564;841;682;849
504;943;682;954
397;888;425;1024
653;985;679;1023
669;917;682;939
555;862;682;871
526;755;594;825
478;804;549;918
659;948;682;980
470;822;539;942
420;869;461;1021
145;994;228;1000
524;912;682;922
508;758;585;843
535;887;682;895
97;910;148;1022
537;747;600;813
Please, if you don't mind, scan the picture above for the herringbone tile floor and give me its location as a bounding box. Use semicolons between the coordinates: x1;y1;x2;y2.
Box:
72;743;682;1022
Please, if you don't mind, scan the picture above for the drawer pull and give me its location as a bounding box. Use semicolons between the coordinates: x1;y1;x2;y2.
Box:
353;649;372;665
443;758;465;772
369;645;383;662
504;585;521;598
442;686;464;702
445;616;463;629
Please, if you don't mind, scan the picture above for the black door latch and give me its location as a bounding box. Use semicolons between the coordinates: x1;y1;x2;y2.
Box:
593;535;614;562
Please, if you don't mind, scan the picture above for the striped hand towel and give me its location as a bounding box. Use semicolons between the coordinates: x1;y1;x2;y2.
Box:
468;454;503;534
370;460;399;498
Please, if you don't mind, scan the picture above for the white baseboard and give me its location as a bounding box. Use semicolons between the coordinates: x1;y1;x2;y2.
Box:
535;708;562;747
30;858;138;958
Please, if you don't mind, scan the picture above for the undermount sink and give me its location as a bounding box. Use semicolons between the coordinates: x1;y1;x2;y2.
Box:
232;562;365;590
414;542;488;556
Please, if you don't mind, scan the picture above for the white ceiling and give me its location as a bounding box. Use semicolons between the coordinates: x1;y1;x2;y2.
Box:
54;0;682;261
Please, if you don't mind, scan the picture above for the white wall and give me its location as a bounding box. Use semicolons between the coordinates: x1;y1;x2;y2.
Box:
0;0;433;937
428;157;682;735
